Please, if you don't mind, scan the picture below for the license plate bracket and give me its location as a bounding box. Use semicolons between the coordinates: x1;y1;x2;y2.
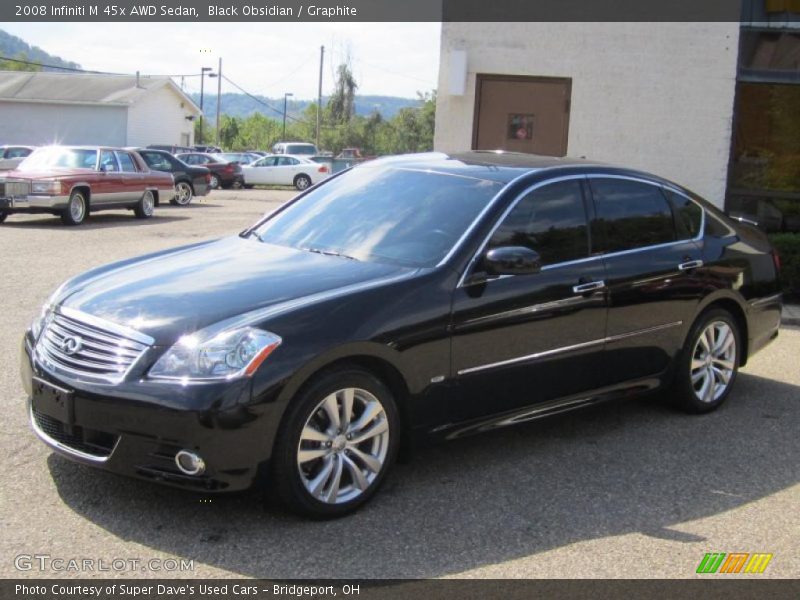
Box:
31;377;74;425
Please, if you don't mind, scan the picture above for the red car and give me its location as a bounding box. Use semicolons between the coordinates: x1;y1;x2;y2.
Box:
0;146;175;226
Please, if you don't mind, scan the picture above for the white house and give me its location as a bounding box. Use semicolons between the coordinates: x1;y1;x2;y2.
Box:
0;71;201;148
435;16;800;228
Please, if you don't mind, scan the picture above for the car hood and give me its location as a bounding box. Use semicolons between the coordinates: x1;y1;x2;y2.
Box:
57;236;415;344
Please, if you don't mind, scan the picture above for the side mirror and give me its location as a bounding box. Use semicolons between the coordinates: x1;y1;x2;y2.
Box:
483;246;542;277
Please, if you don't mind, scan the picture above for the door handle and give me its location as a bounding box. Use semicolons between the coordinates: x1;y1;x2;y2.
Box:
572;280;606;294
678;260;704;271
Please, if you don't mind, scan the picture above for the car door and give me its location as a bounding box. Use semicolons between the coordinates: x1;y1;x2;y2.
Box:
115;151;143;202
587;175;704;383
449;177;609;424
95;150;123;205
249;157;278;185
274;156;299;185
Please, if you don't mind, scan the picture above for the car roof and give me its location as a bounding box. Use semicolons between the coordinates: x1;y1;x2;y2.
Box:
357;151;617;184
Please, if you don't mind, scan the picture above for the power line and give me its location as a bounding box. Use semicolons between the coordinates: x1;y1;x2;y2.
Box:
0;55;122;75
221;74;311;125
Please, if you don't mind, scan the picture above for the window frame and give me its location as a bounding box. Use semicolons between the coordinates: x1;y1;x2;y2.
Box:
98;150;120;173
114;151;139;173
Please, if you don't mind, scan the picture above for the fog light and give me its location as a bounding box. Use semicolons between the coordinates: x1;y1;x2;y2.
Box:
175;450;205;475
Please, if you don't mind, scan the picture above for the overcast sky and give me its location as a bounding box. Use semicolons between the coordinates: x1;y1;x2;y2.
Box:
2;23;441;99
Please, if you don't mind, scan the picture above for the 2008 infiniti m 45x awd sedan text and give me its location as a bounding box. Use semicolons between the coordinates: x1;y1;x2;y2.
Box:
21;152;782;518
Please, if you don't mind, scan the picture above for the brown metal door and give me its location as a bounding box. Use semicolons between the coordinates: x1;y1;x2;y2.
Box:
473;75;571;156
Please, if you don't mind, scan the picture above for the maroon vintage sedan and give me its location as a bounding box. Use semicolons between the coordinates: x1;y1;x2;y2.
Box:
0;146;176;225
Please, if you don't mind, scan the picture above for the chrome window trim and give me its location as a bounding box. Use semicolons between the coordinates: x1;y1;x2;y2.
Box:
457;173;707;288
457;320;683;376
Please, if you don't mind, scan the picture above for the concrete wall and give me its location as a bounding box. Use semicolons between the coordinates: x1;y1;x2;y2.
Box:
0;102;127;146
435;22;741;207
127;84;195;148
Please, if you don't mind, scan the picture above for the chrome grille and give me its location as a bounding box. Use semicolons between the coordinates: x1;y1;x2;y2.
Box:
36;310;150;383
0;180;30;196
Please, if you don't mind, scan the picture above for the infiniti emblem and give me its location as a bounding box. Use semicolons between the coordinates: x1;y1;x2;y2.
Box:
60;335;83;355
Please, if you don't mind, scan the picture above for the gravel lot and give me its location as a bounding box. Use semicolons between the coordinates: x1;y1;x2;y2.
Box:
1;188;798;579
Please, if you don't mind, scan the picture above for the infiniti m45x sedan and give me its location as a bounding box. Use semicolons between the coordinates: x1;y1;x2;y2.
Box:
21;152;782;517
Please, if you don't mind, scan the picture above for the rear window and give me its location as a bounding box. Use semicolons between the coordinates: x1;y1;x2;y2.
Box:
665;189;703;239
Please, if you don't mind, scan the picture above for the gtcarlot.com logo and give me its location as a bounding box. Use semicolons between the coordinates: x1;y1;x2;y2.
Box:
696;552;773;574
14;554;194;573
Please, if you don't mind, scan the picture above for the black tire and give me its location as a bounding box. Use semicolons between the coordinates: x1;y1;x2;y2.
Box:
244;184;255;190
133;190;155;219
271;366;400;519
294;174;312;191
0;211;7;223
60;190;88;226
209;174;220;189
231;178;244;190
171;181;194;206
669;308;741;414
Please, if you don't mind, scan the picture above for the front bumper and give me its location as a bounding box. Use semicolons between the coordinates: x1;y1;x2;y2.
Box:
21;333;280;492
0;194;69;211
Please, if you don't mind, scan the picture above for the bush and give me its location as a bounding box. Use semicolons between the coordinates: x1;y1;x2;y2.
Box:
769;233;800;298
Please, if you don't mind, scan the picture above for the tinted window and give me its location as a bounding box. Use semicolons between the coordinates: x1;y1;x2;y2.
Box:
665;189;703;239
277;157;297;166
591;178;676;252
5;147;32;159
99;151;118;172
256;157;278;167
255;167;501;268
141;151;171;171
115;152;137;172
487;180;589;266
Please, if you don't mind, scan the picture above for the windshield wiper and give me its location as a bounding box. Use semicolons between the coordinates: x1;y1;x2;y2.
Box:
303;247;359;261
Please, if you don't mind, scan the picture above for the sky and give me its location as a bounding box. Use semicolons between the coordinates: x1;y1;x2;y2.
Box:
1;23;441;100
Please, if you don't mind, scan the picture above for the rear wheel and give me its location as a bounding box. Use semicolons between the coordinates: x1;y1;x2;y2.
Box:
60;190;87;226
294;174;312;191
209;174;220;189
271;367;400;518
133;190;155;219
171;181;193;206
670;308;740;413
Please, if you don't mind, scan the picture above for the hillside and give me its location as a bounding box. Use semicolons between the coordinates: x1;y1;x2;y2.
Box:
190;92;423;120
0;29;81;71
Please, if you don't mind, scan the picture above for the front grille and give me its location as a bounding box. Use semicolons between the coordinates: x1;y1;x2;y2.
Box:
32;409;118;459
0;180;30;196
36;311;150;383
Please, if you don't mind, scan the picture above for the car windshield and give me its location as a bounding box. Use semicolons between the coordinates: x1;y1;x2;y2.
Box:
253;166;501;268
286;145;316;155
18;147;98;171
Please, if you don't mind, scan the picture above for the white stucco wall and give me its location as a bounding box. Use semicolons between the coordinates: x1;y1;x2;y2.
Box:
127;84;196;148
0;101;127;146
435;22;741;207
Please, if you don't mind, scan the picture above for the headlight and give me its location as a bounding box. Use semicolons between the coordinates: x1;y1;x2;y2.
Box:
30;307;53;341
149;326;282;382
30;180;61;195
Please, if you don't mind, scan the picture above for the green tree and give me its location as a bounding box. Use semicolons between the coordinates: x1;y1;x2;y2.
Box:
0;52;42;71
328;63;358;125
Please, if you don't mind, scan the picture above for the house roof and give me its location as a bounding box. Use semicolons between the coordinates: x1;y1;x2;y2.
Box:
0;71;201;114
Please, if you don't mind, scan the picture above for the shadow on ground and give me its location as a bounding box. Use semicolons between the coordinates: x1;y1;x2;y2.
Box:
2;213;191;230
48;372;799;578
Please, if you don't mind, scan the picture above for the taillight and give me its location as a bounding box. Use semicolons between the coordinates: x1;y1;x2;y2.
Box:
223;164;234;173
772;249;781;275
318;165;329;173
205;173;211;183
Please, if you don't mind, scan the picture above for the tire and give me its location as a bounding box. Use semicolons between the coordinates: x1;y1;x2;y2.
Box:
209;174;220;189
244;184;255;190
271;366;400;518
670;308;741;414
294;174;312;191
133;190;155;219
231;178;244;190
171;181;194;206
60;190;88;226
0;211;7;224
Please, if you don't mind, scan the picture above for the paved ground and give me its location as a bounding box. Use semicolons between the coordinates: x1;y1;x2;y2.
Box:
0;189;798;580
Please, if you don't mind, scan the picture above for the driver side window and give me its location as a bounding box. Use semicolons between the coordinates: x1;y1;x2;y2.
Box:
487;179;590;267
99;151;118;172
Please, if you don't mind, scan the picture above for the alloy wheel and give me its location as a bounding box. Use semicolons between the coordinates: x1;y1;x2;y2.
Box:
70;194;86;222
175;182;192;205
296;387;390;504
690;321;736;403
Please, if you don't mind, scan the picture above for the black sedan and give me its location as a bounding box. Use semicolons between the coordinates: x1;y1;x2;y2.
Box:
175;152;244;190
21;152;782;518
134;148;211;205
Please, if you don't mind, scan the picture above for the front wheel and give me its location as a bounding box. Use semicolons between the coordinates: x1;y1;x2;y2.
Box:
670;308;741;413
133;190;155;219
271;367;400;518
60;190;88;226
171;181;193;206
294;174;312;191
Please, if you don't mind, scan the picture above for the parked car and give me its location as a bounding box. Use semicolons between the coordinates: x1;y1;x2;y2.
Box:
0;145;174;225
175;152;244;189
247;150;269;157
271;142;319;156
133;148;211;205
21;151;782;518
241;154;330;190
0;145;36;171
213;152;261;165
193;145;222;154
147;144;195;155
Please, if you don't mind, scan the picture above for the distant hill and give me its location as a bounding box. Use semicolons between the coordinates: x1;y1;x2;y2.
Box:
189;92;423;121
0;29;81;71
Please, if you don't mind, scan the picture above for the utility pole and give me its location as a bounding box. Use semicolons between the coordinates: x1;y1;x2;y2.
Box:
316;45;324;148
283;92;294;139
198;66;213;144
215;57;222;147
